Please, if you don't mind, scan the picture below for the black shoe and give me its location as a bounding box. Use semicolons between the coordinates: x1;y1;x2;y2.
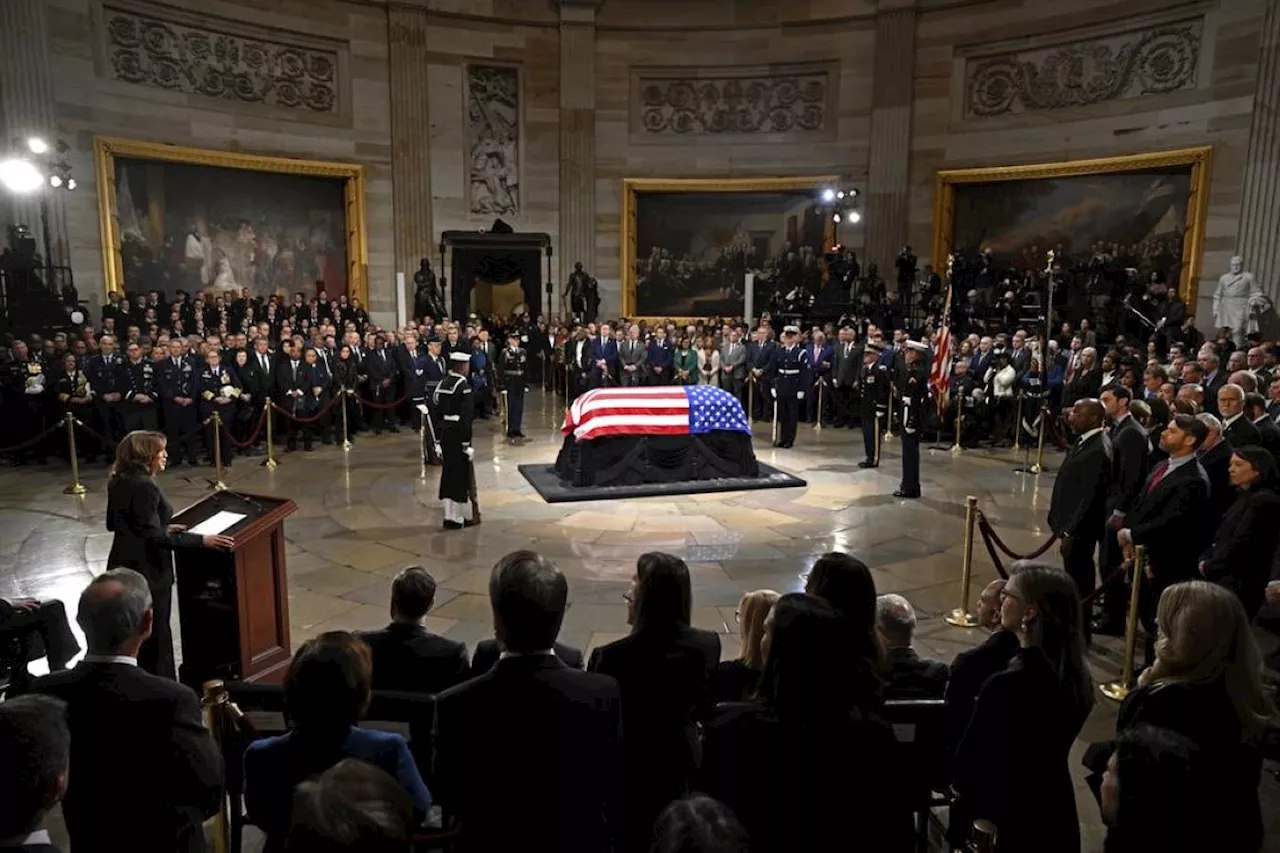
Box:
893;489;921;499
858;460;878;469
187;458;200;466
443;520;464;530
285;444;297;453
780;441;793;448
463;519;479;527
387;425;400;434
304;443;314;452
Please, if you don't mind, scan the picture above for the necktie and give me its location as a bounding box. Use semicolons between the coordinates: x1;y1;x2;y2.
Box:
261;355;268;371
1146;460;1170;493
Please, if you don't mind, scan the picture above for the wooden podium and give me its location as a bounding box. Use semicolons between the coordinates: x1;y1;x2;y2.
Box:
171;490;297;691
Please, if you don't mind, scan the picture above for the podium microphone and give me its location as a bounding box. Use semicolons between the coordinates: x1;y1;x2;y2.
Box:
218;489;269;516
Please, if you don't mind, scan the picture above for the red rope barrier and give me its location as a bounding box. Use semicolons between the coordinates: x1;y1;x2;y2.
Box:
72;418;109;447
220;407;269;450
976;510;1058;560
973;508;1121;605
355;391;410;411
270;394;342;425
0;421;63;454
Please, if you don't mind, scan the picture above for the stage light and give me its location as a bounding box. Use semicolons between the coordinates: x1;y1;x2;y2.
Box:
836;190;846;199
832;213;841;223
850;189;859;197
0;157;43;193
822;188;836;202
49;174;62;188
26;137;48;155
66;177;76;190
849;210;862;223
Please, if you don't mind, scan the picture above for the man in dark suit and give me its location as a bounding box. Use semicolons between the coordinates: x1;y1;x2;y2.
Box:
1048;398;1112;638
875;593;948;700
1245;392;1280;457
364;339;399;435
745;326;777;421
471;637;583;673
0;694;69;851
357;566;469;694
1098;385;1151;632
434;551;622;852
1195;413;1234;527
273;340;309;451
589;323;618;389
32;569;223;853
831;325;859;428
944;579;1017;753
1199;351;1225;415
1218;383;1261;449
1117;414;1212;665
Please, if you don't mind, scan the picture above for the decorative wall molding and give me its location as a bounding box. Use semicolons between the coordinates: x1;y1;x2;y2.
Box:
466;63;521;217
963;17;1202;118
97;1;345;116
630;63;837;142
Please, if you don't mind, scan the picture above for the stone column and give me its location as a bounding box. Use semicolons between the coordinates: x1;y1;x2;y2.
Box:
557;0;601;302
864;5;918;284
0;0;68;267
1236;0;1280;302
387;6;434;316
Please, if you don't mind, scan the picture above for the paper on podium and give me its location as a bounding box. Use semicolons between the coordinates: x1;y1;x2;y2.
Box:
188;511;246;536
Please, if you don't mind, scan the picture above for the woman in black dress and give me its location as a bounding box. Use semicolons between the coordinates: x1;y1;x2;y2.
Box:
1198;445;1280;617
804;551;885;706
105;430;234;678
713;588;778;703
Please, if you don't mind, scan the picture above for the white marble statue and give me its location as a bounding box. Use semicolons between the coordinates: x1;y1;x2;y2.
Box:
1213;255;1262;346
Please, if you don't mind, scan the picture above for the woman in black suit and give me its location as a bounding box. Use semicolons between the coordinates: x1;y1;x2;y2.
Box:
1198;445;1280;617
952;563;1094;853
587;552;720;851
105;430;234;678
804;551;884;707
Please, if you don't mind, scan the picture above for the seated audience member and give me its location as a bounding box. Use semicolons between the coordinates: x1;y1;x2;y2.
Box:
1099;725;1204;853
589;552;721;849
713;589;779;703
651;796;749;853
287;758;414;853
0;694;69;851
952;564;1094;853
804;551;884;707
876;593;949;699
0;596;80;692
1094;581;1273;853
945;579;1018;753
244;632;430;851
434;550;623;852
32;569;223;853
1198;445;1280;617
701;593;913;852
357;566;469;693
470;633;584;672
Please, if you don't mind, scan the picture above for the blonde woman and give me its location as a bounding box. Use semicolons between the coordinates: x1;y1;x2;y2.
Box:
713;589;779;702
696;335;720;385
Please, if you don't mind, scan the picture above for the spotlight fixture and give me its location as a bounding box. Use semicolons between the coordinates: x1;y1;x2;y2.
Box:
66;177;76;190
0;157;44;193
49;174;62;188
832;213;842;223
821;188;836;202
26;137;48;155
849;210;862;223
836;190;846;200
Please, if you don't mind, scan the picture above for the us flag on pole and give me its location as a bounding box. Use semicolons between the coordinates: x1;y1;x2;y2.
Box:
929;277;954;419
562;385;752;442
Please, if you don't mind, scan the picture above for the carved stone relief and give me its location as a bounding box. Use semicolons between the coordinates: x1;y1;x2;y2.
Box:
103;4;339;113
965;20;1201;118
636;69;829;136
467;64;521;217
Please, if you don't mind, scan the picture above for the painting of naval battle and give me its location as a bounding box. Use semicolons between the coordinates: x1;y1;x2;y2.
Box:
112;156;348;301
633;191;827;318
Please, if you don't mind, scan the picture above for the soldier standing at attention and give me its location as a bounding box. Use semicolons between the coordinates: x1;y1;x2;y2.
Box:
772;325;811;449
858;341;890;469
433;351;477;530
421;337;447;465
120;341;159;432
895;340;931;499
499;330;527;443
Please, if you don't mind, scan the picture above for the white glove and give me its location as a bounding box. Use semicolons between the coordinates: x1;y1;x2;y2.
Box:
770;387;777;399
798;391;805;400
464;446;475;460
432;443;442;457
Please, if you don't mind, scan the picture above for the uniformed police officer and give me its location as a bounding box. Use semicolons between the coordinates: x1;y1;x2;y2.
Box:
433;351;477;529
858;341;890;468
895;340;931;498
120;341;159;432
157;338;200;466
499;330;528;442
197;349;242;466
772;325;811;448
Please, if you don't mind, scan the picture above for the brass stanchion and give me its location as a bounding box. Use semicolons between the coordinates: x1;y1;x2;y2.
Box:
971;819;997;853
771;397;779;444
747;374;755;424
211;412;227;491
501;389;509;432
63;412;87;495
873;410;882;466
813;379;824;431
200;680;231;853
341;389;353;451
1031;399;1049;474
945;495;981;628
540;352;547;396
951;407;964;457
262;398;277;470
1100;545;1146;702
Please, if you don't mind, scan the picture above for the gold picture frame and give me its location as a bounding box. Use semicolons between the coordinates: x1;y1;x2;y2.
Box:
620;176;840;322
932;147;1213;308
93;136;368;305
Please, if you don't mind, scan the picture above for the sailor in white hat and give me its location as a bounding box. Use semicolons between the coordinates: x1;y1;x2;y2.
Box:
432;351;479;528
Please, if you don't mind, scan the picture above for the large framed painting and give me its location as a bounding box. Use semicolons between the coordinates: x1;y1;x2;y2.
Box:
932;147;1212;306
93;137;368;304
621;176;839;321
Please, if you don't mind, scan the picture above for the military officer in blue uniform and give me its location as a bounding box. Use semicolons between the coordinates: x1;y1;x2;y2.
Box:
433;351;477;530
418;337;447;465
858;341;890;468
895;340;931;498
85;334;126;448
498;330;527;442
120;340;159;432
158;338;200;465
772;325;811;448
197;349;242;466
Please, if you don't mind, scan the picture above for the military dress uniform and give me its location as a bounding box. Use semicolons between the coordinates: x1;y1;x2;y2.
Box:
498;339;527;440
120;357;159;433
895;342;931;498
434;352;476;529
772;329;812;448
3;357;48;463
420;346;448;464
858;344;890;468
158;354;200;465
197;362;242;465
85;351;126;447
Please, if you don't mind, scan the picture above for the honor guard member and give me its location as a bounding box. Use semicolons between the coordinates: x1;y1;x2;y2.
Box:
895;340;931;498
772;326;811;448
120;341;159;432
499;330;528;442
158;339;200;466
858;341;890;468
433;351;476;530
420;337;447;465
197;349;241;466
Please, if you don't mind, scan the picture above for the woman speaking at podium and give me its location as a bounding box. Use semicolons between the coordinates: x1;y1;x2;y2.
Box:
106;430;234;679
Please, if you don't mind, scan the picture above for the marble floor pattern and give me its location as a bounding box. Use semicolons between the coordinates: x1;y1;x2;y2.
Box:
2;393;1276;852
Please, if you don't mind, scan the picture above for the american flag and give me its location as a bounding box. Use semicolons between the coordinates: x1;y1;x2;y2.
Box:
929;274;955;419
562;385;752;442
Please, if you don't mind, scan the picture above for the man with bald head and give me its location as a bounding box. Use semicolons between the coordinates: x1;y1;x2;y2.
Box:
1218;382;1260;449
1048;398;1112;640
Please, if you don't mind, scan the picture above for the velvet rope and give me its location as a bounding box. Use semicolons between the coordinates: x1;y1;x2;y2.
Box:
0;421;64;454
976;510;1058;560
355;391;409;411
220;407;269;450
71;418;110;447
270;394;342;425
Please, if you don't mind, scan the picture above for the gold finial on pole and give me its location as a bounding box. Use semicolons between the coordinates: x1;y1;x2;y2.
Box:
262;398;277;470
63;412;87;495
945;495;981;628
211;411;227;491
1100;545;1146;702
341;389;353;452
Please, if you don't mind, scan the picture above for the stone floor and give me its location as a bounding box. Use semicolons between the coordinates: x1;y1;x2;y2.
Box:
2;392;1276;852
